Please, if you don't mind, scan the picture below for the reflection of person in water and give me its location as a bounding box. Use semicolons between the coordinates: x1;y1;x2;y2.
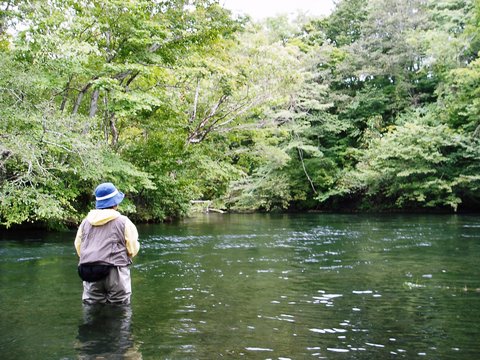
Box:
76;304;142;359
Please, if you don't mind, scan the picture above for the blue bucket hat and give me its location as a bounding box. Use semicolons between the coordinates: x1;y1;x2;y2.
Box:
95;182;125;209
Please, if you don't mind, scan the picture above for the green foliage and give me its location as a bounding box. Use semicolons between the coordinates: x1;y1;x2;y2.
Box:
440;57;480;132
225;0;480;213
318;0;368;46
340;122;480;210
0;0;238;228
2;0;480;229
227;172;293;212
0;103;153;227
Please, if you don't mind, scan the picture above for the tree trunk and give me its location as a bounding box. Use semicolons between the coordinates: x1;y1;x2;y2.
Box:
110;114;119;147
60;77;72;112
72;83;92;115
89;88;100;118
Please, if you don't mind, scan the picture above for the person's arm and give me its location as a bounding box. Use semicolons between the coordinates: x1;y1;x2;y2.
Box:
125;218;139;257
74;223;84;256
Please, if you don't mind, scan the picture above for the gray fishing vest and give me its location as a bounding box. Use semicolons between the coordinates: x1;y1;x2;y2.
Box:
78;215;131;267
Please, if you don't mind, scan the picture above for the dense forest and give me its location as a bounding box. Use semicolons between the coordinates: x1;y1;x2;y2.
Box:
1;0;479;229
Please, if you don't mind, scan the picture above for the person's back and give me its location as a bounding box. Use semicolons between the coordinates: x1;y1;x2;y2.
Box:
74;182;139;305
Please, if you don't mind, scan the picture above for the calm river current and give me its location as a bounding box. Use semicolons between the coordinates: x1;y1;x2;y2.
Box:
1;213;480;359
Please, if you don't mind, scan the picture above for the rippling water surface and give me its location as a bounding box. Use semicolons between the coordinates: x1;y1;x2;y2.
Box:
1;213;480;359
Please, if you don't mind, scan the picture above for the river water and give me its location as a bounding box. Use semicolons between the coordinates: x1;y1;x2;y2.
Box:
1;213;480;359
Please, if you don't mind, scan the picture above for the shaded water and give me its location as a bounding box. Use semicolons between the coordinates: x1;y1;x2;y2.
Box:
1;213;480;359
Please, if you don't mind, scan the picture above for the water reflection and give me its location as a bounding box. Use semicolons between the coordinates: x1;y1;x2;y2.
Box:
2;214;480;359
76;304;141;359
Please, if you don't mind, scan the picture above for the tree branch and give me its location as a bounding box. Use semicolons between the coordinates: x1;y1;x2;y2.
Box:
187;94;228;143
59;76;73;112
297;146;317;194
72;82;93;115
190;78;201;123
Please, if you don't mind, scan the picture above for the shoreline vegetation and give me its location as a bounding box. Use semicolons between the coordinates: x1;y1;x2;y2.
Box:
1;0;480;231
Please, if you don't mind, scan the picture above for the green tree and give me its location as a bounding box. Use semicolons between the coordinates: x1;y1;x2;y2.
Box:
225;0;480;213
0;51;152;228
343;120;480;211
0;0;239;227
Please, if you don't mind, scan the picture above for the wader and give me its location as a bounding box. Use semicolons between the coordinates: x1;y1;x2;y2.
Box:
82;266;132;304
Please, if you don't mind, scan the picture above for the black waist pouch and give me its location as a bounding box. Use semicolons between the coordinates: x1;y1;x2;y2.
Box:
78;263;112;282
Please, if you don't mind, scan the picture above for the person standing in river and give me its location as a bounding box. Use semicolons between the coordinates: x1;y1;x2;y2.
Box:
74;182;139;305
